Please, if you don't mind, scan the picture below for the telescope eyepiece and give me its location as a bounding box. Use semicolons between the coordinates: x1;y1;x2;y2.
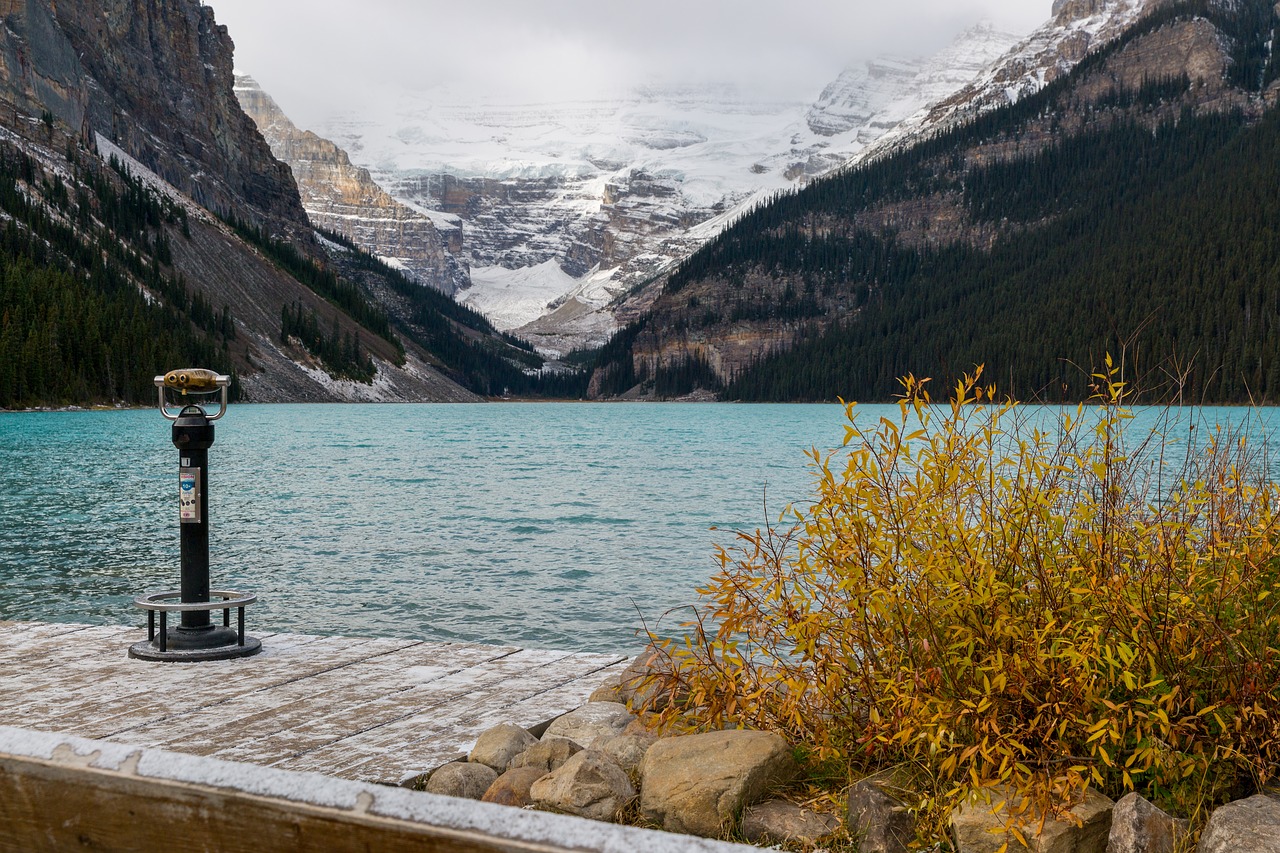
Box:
162;368;225;395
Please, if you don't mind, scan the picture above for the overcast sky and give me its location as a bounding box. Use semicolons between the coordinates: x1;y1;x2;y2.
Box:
208;0;1053;129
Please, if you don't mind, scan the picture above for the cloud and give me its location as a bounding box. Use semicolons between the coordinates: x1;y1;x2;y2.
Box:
210;0;1052;129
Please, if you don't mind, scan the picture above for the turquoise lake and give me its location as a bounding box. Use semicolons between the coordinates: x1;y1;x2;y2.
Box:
4;402;1279;654
0;403;852;654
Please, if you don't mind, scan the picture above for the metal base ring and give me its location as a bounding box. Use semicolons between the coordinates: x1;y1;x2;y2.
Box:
129;634;261;662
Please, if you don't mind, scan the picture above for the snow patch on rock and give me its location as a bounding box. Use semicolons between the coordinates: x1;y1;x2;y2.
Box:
94;132;209;221
460;261;581;331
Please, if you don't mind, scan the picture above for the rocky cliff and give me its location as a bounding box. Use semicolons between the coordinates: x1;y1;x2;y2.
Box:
0;0;309;237
0;0;85;133
235;75;468;295
861;0;1162;161
807;24;1022;141
0;0;495;403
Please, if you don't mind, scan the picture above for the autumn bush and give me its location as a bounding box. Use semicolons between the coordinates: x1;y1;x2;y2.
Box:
651;362;1280;844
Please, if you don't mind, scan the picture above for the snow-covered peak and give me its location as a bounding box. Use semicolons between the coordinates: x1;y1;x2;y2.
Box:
807;23;1021;140
861;0;1157;161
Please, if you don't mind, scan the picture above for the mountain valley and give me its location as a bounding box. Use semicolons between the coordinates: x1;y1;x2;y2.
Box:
3;0;1277;407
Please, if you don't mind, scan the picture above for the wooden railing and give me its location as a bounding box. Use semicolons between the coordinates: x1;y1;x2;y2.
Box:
0;726;750;853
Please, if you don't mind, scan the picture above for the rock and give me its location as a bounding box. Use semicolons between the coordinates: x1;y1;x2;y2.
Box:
742;799;841;846
481;766;548;808
423;762;498;800
624;714;662;736
594;732;658;776
468;723;537;774
952;785;1113;853
529;749;636;822
541;702;635;748
848;777;915;853
1198;794;1280;853
617;644;678;713
588;676;623;703
513;737;582;773
1106;793;1187;853
42;0;311;237
639;730;798;838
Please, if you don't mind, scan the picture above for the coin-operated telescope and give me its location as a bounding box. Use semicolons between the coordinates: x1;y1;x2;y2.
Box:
129;369;261;661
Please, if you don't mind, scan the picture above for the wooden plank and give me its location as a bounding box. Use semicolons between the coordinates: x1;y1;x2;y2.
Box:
0;626;146;717
0;631;345;734
0;622;632;788
0;623;128;663
327;656;629;783
214;648;580;772
124;642;520;757
275;651;626;781
0;620;97;652
3;633;402;737
0;629;297;717
65;636;424;741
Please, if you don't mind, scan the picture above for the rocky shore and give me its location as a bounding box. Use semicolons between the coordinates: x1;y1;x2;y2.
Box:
422;648;1280;851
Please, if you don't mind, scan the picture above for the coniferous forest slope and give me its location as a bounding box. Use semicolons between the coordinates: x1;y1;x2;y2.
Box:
587;0;1280;403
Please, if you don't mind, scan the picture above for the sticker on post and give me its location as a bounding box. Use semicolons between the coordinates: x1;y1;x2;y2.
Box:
179;468;201;523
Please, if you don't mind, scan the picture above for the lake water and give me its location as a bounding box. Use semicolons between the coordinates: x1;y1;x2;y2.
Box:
0;403;851;654
4;402;1279;655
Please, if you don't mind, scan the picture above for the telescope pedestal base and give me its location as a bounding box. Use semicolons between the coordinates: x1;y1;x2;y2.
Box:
129;625;261;662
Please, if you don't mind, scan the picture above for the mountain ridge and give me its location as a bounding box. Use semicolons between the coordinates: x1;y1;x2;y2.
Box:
300;23;1022;355
584;0;1280;402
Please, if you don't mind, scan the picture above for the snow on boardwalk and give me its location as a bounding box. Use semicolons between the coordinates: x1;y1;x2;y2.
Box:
0;620;628;785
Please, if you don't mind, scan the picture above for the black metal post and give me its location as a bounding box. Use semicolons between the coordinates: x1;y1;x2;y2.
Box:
175;407;215;637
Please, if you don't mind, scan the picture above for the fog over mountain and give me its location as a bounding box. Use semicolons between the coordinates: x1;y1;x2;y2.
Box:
207;0;1051;130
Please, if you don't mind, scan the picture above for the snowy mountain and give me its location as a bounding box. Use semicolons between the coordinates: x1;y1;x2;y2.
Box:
861;0;1159;161
806;23;1025;141
312;23;1021;355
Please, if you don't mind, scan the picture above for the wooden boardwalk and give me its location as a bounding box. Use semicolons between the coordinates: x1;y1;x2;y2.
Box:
0;620;629;785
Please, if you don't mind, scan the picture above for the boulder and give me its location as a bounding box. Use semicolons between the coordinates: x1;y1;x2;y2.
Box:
624;714;663;736
952;785;1113;853
848;777;915;853
481;766;549;808
542;702;635;748
640;730;798;837
423;762;498;800
594;732;658;776
1106;793;1187;853
742;799;840;846
617;644;678;713
1197;794;1280;853
513;737;582;773
529;749;636;822
468;723;537;773
589;674;623;703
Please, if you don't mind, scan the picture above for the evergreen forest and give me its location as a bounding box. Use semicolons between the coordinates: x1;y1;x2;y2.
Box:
0;146;238;408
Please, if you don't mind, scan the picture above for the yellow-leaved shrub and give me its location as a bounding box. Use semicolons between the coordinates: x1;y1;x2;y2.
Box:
650;362;1280;844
